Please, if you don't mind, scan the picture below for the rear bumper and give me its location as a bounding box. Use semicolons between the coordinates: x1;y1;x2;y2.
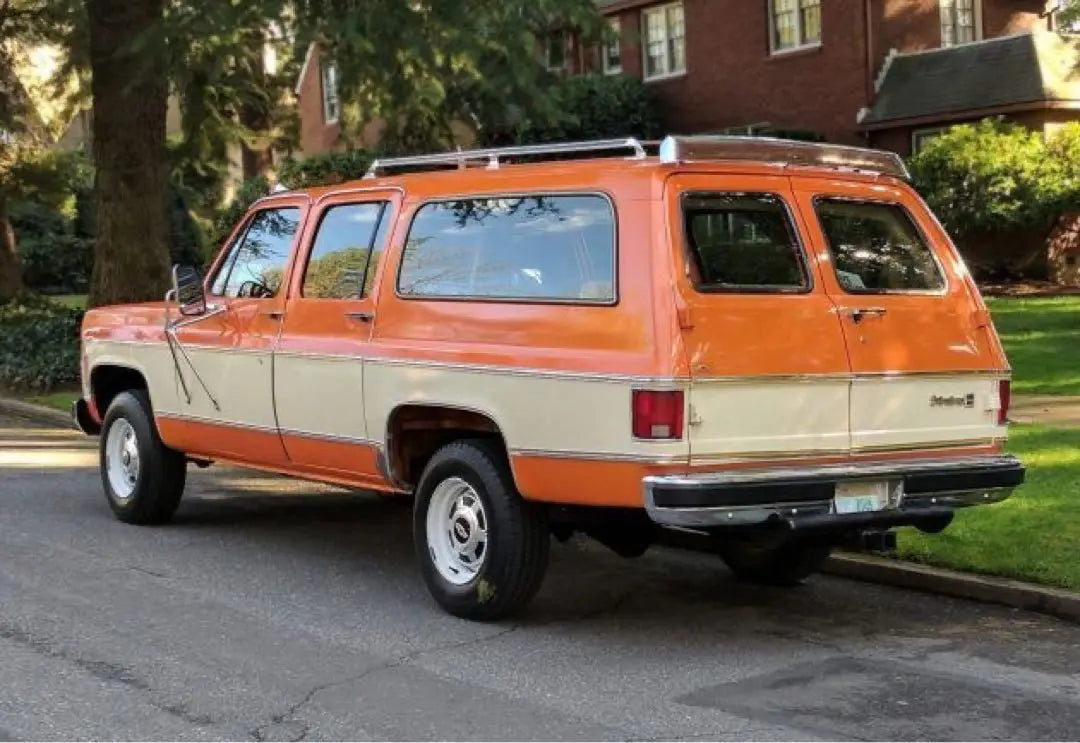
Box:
643;455;1024;530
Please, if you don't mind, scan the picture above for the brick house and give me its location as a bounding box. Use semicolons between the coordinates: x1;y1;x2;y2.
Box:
294;0;1079;157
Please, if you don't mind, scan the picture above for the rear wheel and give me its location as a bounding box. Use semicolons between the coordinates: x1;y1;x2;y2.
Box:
720;536;832;586
99;390;186;525
413;439;549;620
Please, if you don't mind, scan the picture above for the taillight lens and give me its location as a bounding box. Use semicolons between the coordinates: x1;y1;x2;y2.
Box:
632;390;684;440
998;379;1011;425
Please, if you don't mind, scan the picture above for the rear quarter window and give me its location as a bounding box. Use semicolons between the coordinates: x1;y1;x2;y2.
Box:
682;192;810;293
814;199;946;293
397;194;616;303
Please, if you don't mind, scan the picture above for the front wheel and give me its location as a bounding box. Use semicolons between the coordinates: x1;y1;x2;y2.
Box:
99;390;187;525
720;536;832;586
413;439;549;620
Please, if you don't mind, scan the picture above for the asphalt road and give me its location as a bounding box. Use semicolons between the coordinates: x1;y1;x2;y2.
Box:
2;412;1080;741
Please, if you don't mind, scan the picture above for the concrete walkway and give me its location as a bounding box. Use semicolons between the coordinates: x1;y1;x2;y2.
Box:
1012;395;1080;426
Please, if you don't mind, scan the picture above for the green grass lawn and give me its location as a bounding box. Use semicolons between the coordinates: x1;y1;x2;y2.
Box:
987;296;1080;396
23;389;80;413
897;424;1080;591
51;294;88;309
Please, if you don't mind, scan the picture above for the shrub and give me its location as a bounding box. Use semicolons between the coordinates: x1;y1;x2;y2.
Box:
512;74;661;144
0;295;83;393
908;119;1066;236
9;200;93;294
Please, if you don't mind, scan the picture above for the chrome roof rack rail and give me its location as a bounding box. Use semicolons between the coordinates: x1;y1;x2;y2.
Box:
363;137;647;179
657;134;911;180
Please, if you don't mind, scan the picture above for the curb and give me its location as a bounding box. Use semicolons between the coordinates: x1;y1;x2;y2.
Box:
824;553;1080;623
658;529;1080;623
0;396;75;428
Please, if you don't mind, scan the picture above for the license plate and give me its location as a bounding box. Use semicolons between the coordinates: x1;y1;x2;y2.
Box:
834;481;891;514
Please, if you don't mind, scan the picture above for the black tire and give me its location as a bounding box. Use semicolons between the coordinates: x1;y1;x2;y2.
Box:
99;390;186;525
720;536;832;586
413;439;549;620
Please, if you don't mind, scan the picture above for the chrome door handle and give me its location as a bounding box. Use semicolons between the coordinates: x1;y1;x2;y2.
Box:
846;307;886;323
344;310;375;323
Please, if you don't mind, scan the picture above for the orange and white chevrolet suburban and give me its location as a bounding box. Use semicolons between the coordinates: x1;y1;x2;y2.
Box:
73;136;1024;619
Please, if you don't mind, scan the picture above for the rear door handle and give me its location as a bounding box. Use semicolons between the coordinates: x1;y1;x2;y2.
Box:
344;310;375;323
260;309;285;320
845;307;886;323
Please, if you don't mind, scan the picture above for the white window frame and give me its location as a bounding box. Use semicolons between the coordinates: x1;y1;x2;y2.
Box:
940;0;982;47
911;126;948;154
321;59;340;125
641;2;686;82
768;0;822;55
546;30;570;72
603;17;623;75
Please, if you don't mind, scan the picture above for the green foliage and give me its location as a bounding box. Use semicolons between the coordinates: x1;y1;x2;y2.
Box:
0;147;91;208
208;176;270;255
294;0;604;152
9;201;92;292
0;294;83;393
510;74;661;145
277;150;374;189
908;120;1068;236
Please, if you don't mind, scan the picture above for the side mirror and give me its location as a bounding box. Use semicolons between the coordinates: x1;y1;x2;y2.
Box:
171;264;207;317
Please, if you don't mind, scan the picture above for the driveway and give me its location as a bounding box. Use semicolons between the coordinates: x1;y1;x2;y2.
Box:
1;413;1079;741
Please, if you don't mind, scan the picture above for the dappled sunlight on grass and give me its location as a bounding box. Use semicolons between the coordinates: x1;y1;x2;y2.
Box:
898;424;1080;590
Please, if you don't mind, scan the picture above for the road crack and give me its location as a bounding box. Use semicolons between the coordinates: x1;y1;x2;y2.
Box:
248;624;521;741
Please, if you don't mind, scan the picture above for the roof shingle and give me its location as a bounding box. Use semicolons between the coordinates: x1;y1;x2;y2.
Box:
861;31;1080;128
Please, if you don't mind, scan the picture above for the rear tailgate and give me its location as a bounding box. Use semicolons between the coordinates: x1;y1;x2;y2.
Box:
665;173;853;465
790;176;1009;453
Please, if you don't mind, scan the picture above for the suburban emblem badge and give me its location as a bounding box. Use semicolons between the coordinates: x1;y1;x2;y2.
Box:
930;393;975;408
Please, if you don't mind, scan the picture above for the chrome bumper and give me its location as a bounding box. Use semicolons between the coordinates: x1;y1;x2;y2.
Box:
643;455;1024;530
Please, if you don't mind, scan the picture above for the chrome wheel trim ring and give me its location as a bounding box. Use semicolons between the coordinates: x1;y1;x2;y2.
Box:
425;477;489;586
105;418;140;501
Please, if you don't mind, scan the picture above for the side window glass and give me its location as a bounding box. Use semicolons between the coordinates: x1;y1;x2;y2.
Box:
302;202;388;299
210;207;301;298
815;199;946;293
398;195;615;302
682;193;809;292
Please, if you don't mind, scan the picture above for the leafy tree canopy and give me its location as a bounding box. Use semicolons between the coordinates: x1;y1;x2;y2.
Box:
293;0;606;153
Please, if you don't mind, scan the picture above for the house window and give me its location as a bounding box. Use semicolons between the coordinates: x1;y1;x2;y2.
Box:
911;127;947;153
546;31;569;71
321;60;340;124
642;2;686;80
941;0;979;46
770;0;822;53
603;18;622;74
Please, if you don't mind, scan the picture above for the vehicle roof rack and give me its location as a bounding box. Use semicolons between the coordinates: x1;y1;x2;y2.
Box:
657;134;910;180
363;137;647;178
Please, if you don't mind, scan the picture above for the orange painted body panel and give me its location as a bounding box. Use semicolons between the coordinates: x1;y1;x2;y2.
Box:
157;416;284;467
789;176;1007;374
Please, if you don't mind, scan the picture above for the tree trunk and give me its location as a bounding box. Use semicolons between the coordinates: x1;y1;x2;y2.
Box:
86;0;171;308
0;193;23;302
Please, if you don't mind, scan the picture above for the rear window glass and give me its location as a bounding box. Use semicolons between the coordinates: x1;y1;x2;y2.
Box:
397;195;615;302
682;193;809;292
815;199;946;293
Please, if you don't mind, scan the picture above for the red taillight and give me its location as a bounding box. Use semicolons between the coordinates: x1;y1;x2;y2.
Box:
632;390;684;440
998;379;1011;425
